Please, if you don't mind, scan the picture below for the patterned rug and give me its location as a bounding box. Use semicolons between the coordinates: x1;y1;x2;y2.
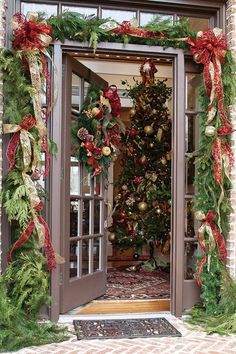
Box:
74;318;181;340
98;268;170;300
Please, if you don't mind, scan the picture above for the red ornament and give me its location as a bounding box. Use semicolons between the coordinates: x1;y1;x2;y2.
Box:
138;155;148;165
134;176;143;184
129;128;137;137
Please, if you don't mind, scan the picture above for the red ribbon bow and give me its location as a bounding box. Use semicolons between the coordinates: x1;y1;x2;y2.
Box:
12;12;52;51
103;85;121;117
6;114;36;171
187;28;232;135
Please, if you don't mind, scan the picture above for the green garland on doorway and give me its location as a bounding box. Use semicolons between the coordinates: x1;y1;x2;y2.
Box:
0;12;235;352
47;12;194;50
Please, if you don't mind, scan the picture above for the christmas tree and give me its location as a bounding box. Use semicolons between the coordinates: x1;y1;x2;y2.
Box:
110;60;172;258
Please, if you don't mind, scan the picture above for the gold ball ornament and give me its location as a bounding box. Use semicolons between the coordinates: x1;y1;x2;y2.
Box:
102;146;111;156
138;201;148;211
108;232;116;241
161;157;167;165
156;208;161;214
91;106;103;118
195;210;206;221
122;184;128;191
144;125;154;135
149;142;154;148
205;125;216;137
129;108;136;117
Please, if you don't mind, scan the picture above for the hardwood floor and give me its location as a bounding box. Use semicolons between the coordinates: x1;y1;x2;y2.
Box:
75;299;170;315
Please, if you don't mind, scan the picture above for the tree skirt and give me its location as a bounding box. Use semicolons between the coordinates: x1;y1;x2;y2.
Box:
99;268;170;300
73;318;181;340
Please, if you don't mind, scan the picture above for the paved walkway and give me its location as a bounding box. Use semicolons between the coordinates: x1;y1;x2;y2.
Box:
6;315;236;354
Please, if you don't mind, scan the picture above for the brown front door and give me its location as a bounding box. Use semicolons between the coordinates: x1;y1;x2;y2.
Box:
60;54;108;313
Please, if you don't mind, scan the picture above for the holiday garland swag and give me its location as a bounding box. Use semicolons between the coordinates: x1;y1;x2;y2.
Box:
0;10;235;351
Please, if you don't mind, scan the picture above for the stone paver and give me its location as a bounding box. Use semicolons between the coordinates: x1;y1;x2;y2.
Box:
3;317;236;354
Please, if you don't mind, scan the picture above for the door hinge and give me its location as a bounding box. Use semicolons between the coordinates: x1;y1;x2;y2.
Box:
59;272;63;285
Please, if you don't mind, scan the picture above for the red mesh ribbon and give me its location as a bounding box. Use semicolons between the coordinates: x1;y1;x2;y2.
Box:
12;12;52;51
187;29;232;135
8;202;56;270
103;85;121;117
112;21;166;39
6;115;36;170
196;211;227;286
82;141;102;176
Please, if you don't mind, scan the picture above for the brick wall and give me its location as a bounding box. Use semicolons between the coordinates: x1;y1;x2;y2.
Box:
0;0;6;272
227;0;236;280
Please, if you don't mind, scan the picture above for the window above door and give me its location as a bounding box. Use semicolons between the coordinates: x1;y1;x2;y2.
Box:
18;0;226;30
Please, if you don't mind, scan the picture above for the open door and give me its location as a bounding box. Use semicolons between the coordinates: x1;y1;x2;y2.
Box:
60;54;108;313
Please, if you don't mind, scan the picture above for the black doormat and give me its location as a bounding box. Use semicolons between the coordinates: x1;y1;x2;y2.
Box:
73;318;181;340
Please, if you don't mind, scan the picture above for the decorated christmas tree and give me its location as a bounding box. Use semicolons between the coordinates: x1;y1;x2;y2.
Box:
110;60;172;258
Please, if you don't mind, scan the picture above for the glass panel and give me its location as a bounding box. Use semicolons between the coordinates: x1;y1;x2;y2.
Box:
94;175;101;196
94;200;101;234
185;158;195;194
70;157;80;195
70;199;79;237
82;239;89;275
186;73;201;111
21;2;58;17
180;17;209;32
93;238;101;272
82;169;91;196
185;200;195;238
184;242;200;279
140;12;173;26
84;81;89;102
62;6;98;17
69;241;78;278
102;9;136;22
82;200;90;235
72;73;81;116
185;114;197;153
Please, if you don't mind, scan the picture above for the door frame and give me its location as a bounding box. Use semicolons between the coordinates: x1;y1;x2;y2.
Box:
50;41;185;321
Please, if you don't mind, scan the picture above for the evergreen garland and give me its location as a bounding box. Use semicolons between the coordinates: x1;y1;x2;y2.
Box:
0;11;235;348
47;12;194;50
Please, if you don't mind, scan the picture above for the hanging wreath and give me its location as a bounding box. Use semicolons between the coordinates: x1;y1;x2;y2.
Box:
72;84;123;176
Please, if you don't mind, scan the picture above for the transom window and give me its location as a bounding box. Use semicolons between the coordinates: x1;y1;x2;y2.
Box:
20;1;210;29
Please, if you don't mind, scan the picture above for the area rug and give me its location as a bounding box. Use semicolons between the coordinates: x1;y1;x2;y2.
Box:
98;268;170;300
73;318;181;340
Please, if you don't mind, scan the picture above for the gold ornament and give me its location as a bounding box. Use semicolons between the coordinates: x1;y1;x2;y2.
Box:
102;146;111;156
130;108;136;117
144;125;154;135
91;107;102;117
205;125;216;137
195;211;205;221
161;157;167;165
156;128;163;141
149;142;154;148
166;151;172;160
156;208;161;214
138;201;148;211
122;184;128;191
108;232;116;241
